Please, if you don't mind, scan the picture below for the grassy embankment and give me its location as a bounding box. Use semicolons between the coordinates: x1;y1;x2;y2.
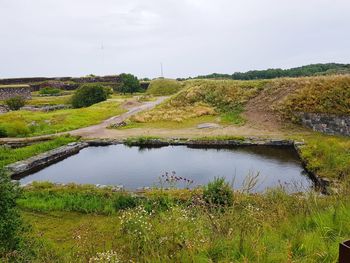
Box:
0;100;126;137
146;78;183;96
0;136;77;169
272;75;350;119
118;75;350;130
119;79;268;129
17;180;350;262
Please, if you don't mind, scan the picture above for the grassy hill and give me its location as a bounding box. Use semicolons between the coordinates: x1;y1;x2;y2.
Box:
131;75;350;126
146;78;183;96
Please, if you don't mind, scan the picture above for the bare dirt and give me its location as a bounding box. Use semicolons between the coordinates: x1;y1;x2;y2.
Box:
242;81;302;132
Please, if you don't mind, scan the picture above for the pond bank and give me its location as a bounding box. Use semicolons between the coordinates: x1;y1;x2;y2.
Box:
6;137;329;193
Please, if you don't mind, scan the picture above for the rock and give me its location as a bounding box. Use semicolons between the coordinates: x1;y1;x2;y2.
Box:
197;123;221;129
6;142;89;177
109;121;127;128
0;105;8;114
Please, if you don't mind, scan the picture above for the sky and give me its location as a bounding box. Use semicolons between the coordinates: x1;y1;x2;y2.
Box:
0;0;350;79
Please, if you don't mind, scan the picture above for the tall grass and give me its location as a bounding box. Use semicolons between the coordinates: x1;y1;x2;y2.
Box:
298;134;350;180
18;182;139;214
19;182;350;262
275;75;350;118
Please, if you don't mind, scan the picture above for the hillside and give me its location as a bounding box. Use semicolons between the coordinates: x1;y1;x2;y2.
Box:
130;75;350;131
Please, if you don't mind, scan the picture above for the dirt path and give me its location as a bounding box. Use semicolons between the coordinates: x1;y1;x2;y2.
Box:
69;97;168;138
0;97;168;144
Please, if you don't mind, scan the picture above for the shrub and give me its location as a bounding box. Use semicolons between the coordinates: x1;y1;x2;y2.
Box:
115;73;140;94
0;169;25;256
203;177;233;207
5;121;30;137
5;96;26;111
0;126;7;138
39;87;61;96
146;78;182;95
71;84;108;108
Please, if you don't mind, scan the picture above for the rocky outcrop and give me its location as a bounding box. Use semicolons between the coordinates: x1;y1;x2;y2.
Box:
6;142;89;177
298;112;350;136
0;105;8;114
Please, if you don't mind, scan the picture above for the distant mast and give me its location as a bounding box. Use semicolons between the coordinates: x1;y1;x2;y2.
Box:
160;62;164;78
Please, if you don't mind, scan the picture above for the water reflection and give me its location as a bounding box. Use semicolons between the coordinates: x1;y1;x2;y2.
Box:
18;145;312;192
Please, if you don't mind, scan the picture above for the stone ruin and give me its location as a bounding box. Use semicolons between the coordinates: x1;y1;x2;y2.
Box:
0;85;32;100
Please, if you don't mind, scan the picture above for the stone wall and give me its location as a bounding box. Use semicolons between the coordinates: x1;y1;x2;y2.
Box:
0;75;122;91
0;86;32;100
298;112;350;136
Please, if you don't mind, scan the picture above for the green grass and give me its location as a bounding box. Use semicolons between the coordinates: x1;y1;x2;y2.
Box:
18;182;139;214
18;183;350;262
0;136;77;168
119;115;218;129
26;95;72;106
219;106;245;125
146;78;183;95
297;134;350;180
0;100;126;137
0;84;30;88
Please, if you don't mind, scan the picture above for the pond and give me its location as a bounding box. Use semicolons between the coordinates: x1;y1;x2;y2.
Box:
18;144;312;192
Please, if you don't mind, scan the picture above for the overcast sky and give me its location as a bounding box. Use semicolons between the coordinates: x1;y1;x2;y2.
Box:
1;0;349;78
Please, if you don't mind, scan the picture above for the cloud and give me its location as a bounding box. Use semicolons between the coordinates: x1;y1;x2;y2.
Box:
0;0;349;78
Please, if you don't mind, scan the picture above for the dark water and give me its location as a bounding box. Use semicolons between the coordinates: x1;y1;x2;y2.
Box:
19;145;312;192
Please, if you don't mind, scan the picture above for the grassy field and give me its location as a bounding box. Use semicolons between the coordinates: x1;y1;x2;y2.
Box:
17;181;350;262
26;95;72;106
0;100;125;137
0;136;77;168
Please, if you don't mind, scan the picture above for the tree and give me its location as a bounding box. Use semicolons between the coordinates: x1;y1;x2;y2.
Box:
71;84;108;108
117;73;140;94
0;169;24;255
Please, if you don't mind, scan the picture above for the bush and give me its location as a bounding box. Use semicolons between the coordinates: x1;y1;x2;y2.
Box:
5;121;30;137
0;169;25;256
203;177;233;207
0;126;7;138
71;84;108;108
5;96;26;111
146;78;182;95
39;87;61;96
115;73;140;94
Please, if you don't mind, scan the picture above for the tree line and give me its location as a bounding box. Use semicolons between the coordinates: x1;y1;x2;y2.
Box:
193;63;350;80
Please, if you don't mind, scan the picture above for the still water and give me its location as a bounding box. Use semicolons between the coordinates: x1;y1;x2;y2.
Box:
19;144;312;192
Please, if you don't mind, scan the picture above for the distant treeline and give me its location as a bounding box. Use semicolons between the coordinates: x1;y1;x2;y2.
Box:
192;63;350;80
